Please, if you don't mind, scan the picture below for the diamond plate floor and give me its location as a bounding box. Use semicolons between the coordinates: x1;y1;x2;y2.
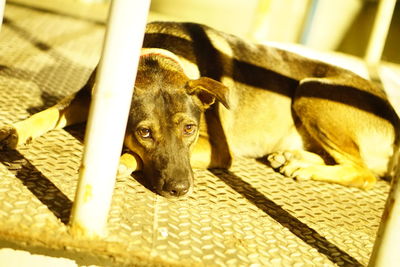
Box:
0;4;390;267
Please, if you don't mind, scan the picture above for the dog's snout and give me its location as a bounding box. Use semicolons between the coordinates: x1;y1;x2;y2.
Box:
163;179;190;197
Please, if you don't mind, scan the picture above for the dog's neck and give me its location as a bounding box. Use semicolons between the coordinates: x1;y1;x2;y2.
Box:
140;48;182;68
140;48;200;79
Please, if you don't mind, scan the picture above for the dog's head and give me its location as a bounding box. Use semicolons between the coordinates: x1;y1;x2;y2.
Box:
124;49;229;198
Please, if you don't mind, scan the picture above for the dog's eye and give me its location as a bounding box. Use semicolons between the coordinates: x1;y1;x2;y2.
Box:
183;124;196;136
137;127;152;139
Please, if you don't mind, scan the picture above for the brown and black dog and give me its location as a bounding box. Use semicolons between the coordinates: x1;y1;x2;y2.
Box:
1;22;399;198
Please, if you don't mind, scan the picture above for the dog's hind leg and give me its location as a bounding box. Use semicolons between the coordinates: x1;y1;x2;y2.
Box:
268;77;398;189
0;72;94;149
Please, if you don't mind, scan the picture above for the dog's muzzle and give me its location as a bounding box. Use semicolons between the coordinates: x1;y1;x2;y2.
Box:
145;155;194;198
162;175;191;197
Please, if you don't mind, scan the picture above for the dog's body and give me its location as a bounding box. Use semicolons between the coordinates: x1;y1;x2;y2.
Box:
1;22;399;197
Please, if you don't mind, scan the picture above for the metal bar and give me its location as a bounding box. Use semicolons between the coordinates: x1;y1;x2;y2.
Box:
365;0;396;65
69;0;150;238
299;0;319;45
368;163;400;266
367;2;399;264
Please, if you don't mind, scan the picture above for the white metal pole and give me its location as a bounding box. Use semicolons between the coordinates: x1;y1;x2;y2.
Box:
364;0;396;65
362;1;398;265
0;0;5;32
368;169;400;266
70;0;150;238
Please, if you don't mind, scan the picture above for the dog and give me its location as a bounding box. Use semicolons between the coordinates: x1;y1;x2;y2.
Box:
1;21;399;198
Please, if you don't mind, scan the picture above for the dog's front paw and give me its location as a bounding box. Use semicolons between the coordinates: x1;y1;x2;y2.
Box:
117;163;134;177
117;152;142;176
0;125;18;150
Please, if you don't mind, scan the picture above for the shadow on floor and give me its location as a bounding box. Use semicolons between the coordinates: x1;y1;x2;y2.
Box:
210;168;364;267
0;150;72;225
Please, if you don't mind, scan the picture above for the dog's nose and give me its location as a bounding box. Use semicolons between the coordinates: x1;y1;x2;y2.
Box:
163;179;190;197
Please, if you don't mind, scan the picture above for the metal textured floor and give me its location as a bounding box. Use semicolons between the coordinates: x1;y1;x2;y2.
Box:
0;4;391;267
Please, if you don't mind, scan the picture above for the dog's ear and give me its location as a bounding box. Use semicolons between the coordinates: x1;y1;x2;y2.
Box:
186;77;230;109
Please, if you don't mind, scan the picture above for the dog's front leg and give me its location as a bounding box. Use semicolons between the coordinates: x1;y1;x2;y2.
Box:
190;135;232;169
0;77;92;149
